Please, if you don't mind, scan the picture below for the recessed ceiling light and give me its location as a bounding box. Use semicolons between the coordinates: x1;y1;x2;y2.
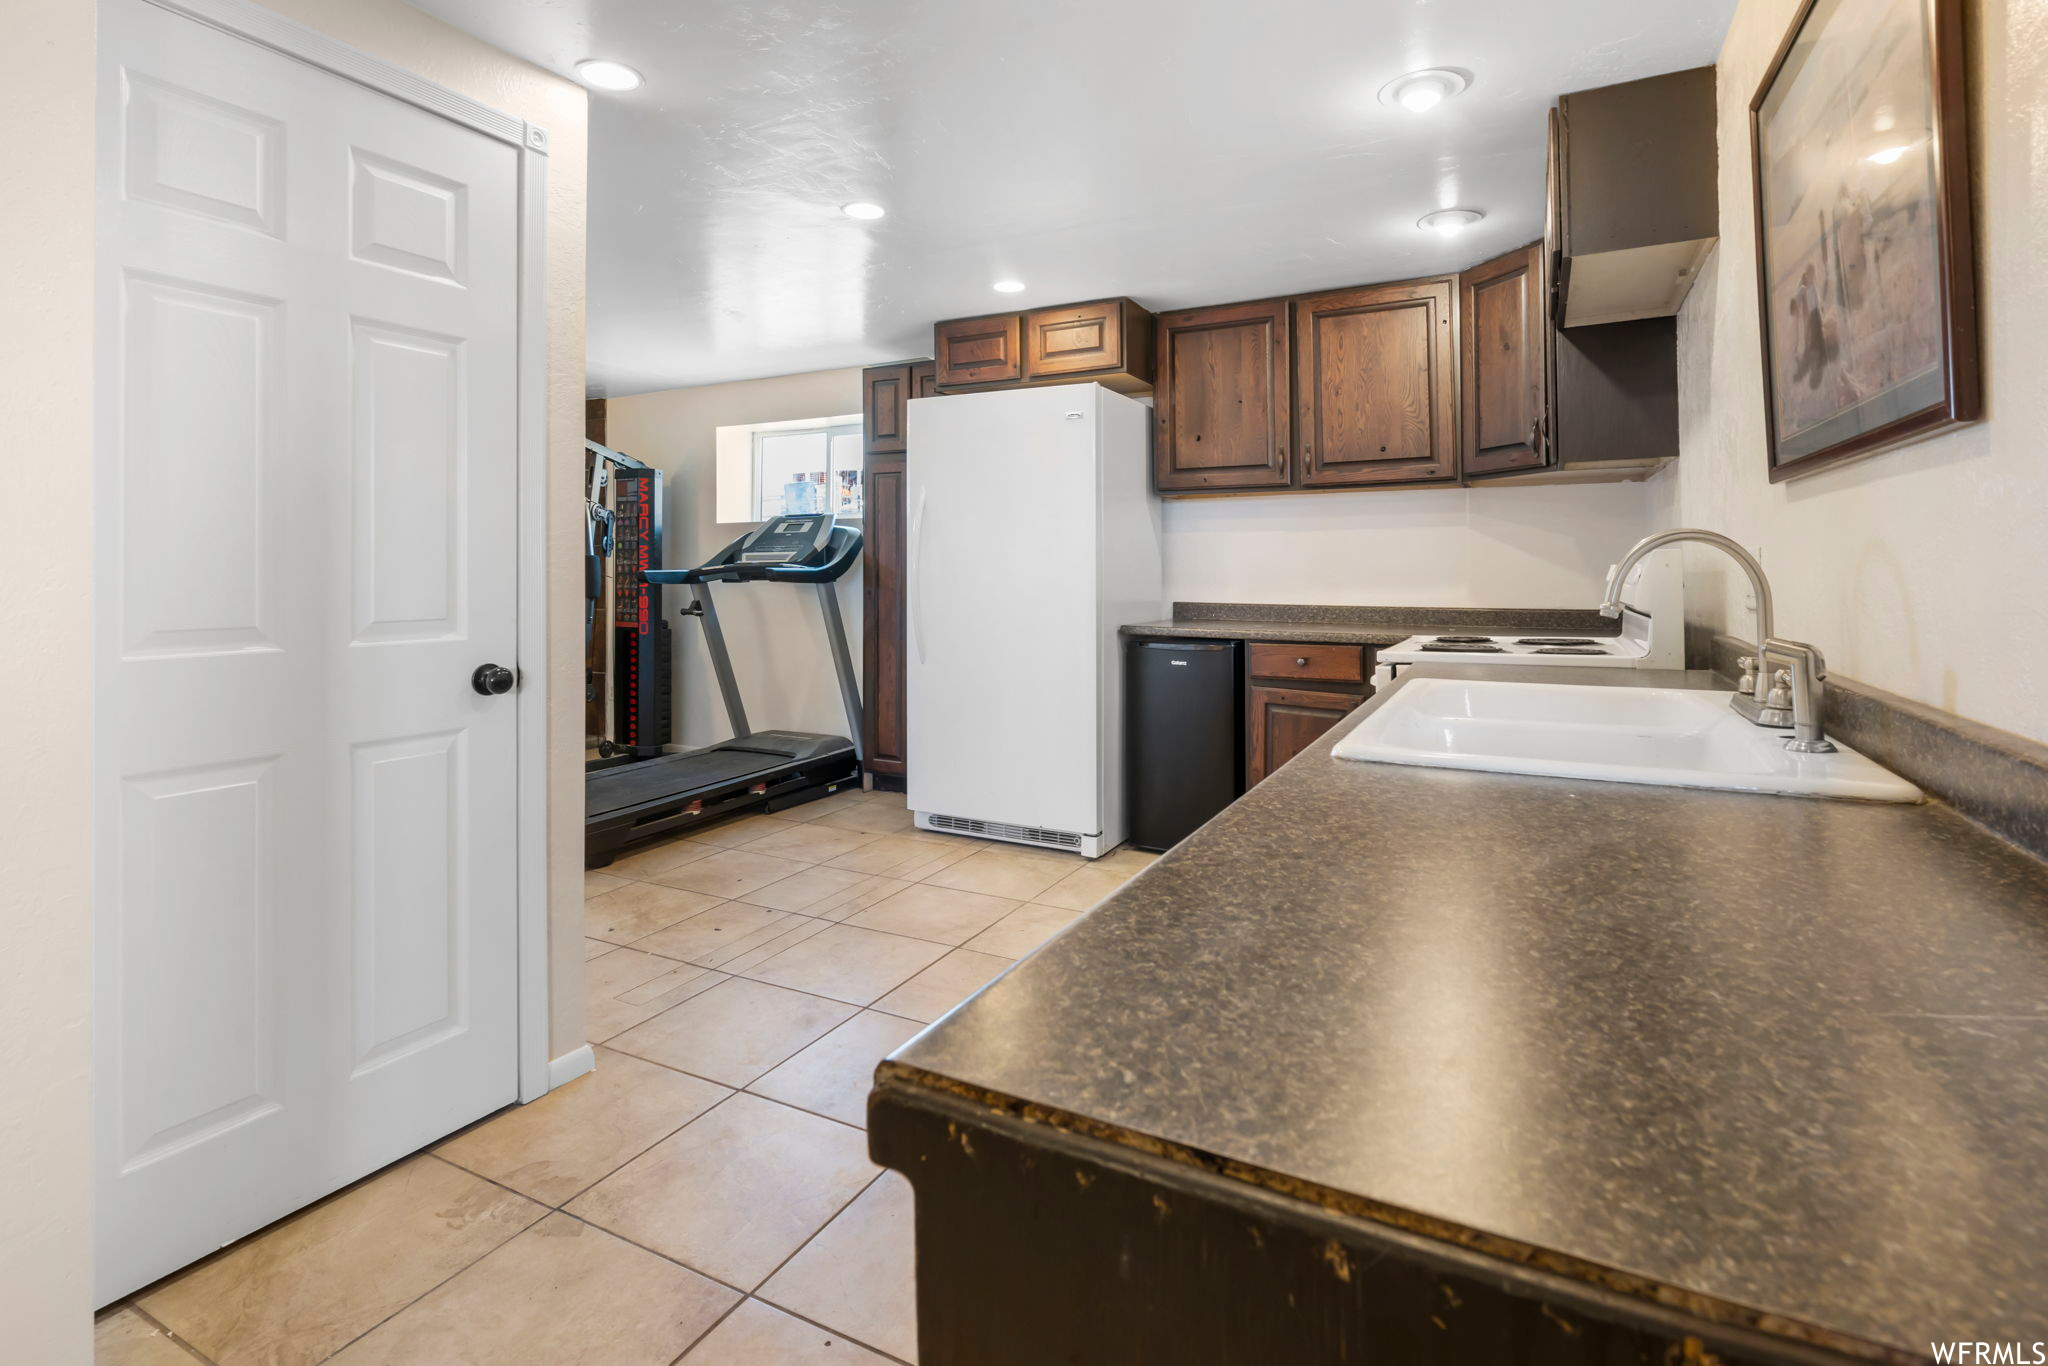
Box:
575;60;643;92
992;279;1026;293
1418;208;1485;235
1379;68;1471;113
842;202;887;220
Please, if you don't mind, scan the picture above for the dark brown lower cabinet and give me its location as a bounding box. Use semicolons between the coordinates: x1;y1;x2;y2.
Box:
860;359;932;789
872;1083;1821;1366
862;464;907;785
1248;684;1364;785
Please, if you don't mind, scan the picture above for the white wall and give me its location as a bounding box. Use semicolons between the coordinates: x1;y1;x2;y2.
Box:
1163;483;1657;608
606;370;868;749
1;3;96;1357
248;0;593;1058
1651;0;2048;744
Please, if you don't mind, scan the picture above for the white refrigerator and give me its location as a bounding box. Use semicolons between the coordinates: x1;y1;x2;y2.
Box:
905;383;1162;859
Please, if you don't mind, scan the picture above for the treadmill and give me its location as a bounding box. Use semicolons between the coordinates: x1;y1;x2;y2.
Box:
585;510;865;867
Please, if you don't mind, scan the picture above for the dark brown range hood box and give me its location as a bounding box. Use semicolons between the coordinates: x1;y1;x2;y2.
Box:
1551;66;1719;328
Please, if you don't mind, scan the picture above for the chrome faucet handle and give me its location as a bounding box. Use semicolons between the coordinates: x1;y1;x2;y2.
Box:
1760;638;1836;753
1764;667;1794;713
1736;655;1758;694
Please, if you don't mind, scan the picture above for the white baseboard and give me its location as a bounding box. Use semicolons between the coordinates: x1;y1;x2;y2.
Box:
547;1044;595;1090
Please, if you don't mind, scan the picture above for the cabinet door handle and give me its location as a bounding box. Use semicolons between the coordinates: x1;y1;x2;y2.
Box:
1295;657;1309;667
1528;417;1541;451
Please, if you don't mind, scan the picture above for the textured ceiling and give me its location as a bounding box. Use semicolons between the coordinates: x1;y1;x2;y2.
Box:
408;0;1735;395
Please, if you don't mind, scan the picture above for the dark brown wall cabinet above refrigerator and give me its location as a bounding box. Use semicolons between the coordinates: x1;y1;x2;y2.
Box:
934;297;1156;395
1023;298;1155;388
1295;278;1459;488
1153;298;1293;492
933;313;1023;389
1552;65;1718;327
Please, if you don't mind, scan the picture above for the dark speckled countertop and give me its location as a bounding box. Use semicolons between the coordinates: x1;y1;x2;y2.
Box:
882;665;2048;1360
1121;602;1622;648
1123;617;1423;646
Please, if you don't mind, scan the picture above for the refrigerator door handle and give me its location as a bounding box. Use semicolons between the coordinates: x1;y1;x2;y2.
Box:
909;487;929;665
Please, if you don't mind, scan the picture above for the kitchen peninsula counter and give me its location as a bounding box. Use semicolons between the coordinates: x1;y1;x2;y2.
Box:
871;665;2048;1366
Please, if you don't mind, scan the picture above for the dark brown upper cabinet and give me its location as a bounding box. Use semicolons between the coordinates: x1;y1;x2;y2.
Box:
1545;316;1678;478
1553;66;1717;327
911;360;940;399
1294;279;1458;487
1154;298;1292;492
1454;239;1680;487
863;363;913;457
1459;243;1549;477
935;297;1154;395
1021;298;1155;393
933;312;1023;389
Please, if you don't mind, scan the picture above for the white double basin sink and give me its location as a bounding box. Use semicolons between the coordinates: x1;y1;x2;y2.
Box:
1332;677;1921;803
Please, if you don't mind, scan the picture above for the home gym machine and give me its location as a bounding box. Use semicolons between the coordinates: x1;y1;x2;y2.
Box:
585;439;672;761
584;509;864;867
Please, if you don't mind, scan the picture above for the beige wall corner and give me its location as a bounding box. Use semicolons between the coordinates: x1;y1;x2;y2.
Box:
249;0;592;1054
0;5;97;1362
1660;0;2048;744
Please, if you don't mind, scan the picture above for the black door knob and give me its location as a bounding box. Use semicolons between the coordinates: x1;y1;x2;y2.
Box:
472;663;517;696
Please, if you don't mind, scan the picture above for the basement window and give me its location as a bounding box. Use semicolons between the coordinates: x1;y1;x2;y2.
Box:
713;414;863;523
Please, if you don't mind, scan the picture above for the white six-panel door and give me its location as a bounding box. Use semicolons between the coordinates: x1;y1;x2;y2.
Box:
96;0;523;1300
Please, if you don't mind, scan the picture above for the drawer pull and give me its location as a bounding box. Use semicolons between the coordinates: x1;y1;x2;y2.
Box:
1295;657;1308;667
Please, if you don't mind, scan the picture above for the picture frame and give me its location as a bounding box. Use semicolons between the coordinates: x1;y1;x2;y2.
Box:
1748;0;1978;482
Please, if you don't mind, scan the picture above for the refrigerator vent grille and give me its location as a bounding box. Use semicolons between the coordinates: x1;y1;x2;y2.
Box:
925;814;1083;851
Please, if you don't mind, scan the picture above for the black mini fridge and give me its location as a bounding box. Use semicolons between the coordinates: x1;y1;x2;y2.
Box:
1127;640;1243;852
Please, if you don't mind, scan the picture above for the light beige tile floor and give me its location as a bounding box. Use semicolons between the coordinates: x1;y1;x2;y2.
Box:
97;790;1157;1366
758;1173;918;1362
135;1156;544;1366
842;882;1020;946
94;1308;203;1366
564;1091;878;1289
748;1010;924;1127
873;949;1020;1024
680;1298;895;1365
326;1213;735;1366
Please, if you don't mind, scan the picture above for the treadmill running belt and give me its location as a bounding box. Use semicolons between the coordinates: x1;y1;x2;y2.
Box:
586;748;797;818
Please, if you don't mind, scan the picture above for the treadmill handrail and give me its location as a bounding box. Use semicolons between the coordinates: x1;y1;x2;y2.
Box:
645;525;863;586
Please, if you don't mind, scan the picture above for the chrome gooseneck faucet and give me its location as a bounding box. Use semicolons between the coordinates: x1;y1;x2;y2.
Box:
1600;529;1836;752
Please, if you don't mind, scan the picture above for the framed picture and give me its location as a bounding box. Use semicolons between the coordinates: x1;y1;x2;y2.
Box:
1749;0;1978;482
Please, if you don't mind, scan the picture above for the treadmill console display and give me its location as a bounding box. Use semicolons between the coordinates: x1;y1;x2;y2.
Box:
736;511;834;565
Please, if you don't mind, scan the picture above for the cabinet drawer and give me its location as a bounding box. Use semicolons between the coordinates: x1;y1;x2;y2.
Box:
1247;643;1364;683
